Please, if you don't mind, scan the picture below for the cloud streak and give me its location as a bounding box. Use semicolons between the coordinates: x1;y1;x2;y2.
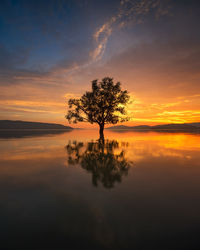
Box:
58;0;171;77
91;0;170;61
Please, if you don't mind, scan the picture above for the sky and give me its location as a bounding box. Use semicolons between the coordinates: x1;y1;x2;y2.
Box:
0;0;200;127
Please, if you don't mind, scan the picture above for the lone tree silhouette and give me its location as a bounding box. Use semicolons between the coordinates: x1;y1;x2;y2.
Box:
66;77;130;139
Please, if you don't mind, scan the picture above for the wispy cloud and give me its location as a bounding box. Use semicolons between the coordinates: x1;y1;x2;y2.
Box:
91;0;170;61
0;0;170;84
59;0;171;76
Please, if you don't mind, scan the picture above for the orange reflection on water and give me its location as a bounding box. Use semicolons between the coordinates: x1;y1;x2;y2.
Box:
0;130;200;169
104;130;200;149
0;129;200;249
103;130;200;162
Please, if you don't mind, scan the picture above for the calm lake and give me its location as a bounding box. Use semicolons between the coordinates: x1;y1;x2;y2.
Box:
0;129;200;249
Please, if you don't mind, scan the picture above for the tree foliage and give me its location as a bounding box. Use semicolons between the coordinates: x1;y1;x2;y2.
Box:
66;77;130;136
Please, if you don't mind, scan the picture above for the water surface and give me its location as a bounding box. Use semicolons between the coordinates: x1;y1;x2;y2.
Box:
0;130;200;249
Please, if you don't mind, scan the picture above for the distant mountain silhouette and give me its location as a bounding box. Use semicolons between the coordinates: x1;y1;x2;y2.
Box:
107;123;200;132
187;123;200;127
0;120;73;130
0;129;73;139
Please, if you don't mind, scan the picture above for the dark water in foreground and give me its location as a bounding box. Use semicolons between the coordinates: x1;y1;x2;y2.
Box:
0;130;200;249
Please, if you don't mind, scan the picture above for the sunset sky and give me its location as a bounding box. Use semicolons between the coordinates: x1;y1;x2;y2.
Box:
0;0;200;127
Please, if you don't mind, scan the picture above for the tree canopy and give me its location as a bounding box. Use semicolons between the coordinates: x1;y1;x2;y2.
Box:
66;77;130;138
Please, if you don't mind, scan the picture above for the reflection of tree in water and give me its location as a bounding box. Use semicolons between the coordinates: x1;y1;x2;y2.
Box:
65;140;132;188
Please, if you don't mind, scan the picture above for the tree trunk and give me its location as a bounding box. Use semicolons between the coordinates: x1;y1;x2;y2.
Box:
99;124;104;141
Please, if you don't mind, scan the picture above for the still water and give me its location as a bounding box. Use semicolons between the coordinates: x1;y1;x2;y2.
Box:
0;130;200;249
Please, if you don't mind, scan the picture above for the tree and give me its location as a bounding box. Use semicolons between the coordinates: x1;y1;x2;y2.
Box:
66;77;130;139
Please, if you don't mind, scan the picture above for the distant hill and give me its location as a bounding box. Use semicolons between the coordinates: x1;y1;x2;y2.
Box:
107;123;200;132
0;129;72;139
0;120;73;130
106;125;151;130
187;123;200;127
151;124;199;131
107;125;133;130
